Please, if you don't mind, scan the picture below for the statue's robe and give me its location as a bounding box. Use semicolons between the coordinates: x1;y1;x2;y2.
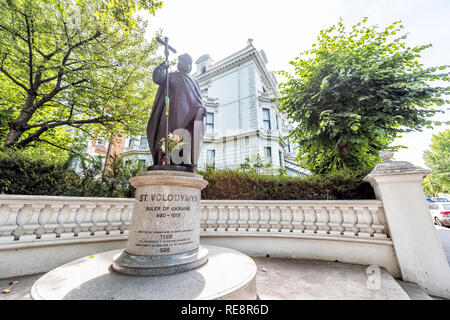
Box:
147;63;206;167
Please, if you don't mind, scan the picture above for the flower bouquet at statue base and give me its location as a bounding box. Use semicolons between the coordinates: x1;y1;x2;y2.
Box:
160;133;186;165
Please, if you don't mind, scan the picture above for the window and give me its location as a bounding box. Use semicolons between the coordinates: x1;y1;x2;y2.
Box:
201;66;207;74
245;136;249;158
279;151;283;167
128;138;138;147
202;88;208;97
206;112;214;133
429;204;439;210
206;150;215;169
140;136;148;147
285;137;291;152
276;115;280;130
138;159;146;169
264;147;272;163
96;139;106;146
262;109;271;130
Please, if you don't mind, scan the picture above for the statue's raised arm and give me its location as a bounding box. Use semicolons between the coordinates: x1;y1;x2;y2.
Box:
152;61;169;85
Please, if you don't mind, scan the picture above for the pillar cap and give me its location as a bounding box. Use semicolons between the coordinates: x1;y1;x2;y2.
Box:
367;150;431;176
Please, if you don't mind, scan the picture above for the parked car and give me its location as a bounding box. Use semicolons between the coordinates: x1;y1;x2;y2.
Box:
428;202;450;227
426;197;449;203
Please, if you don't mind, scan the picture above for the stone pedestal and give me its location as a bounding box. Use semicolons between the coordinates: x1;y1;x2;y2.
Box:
112;170;209;276
31;245;258;300
364;151;450;299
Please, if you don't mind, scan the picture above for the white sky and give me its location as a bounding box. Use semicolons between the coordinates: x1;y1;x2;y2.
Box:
143;0;450;168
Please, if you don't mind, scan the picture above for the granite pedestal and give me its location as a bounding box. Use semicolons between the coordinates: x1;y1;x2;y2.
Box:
30;245;258;300
112;170;209;276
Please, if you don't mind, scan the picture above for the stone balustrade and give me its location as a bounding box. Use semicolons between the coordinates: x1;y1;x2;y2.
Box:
200;200;389;238
0;195;134;243
0;196;389;242
0;195;398;278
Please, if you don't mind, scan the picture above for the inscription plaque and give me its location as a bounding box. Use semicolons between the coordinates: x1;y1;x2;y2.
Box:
127;191;200;256
112;170;208;276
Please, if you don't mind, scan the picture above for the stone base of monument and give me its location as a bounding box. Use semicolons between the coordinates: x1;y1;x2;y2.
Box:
111;170;209;276
30;245;257;300
112;246;209;276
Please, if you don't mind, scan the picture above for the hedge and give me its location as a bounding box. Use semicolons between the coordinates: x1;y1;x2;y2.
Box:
0;150;375;200
199;169;375;200
0;149;79;196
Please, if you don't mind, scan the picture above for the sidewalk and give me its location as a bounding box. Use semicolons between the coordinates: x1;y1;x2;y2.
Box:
0;257;433;300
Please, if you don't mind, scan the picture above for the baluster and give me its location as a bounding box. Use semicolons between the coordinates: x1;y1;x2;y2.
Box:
329;206;344;236
77;205;95;237
205;206;218;232
0;204;22;241
369;206;387;238
216;205;228;232
247;206;260;233
315;206;330;235
355;206;373;237
107;205;123;236
291;206;305;234
39;204;62;239
90;205;109;236
16;204;41;241
379;207;389;237
269;206;281;232
303;207;317;234
280;206;293;233
229;206;240;231
119;205;132;235
59;204;78;238
200;206;208;231
342;206;358;236
73;206;86;237
237;205;249;232
55;205;71;237
259;206;270;232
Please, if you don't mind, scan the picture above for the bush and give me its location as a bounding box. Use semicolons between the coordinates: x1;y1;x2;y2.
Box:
198;169;375;200
0;150;142;198
0;149;79;195
72;154;143;198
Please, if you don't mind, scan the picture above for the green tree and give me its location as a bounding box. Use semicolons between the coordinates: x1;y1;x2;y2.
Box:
73;0;163;29
278;18;450;174
423;129;450;195
0;0;162;155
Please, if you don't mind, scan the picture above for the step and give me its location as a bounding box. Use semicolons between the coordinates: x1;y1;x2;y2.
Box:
253;257;411;300
396;280;433;300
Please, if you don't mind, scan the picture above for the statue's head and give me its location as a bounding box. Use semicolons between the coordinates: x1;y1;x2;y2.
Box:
177;53;192;74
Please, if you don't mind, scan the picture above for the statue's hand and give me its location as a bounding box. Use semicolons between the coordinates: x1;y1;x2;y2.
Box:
161;61;169;69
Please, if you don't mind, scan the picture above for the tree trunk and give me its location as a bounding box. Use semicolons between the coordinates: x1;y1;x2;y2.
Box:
338;142;349;170
4;92;37;147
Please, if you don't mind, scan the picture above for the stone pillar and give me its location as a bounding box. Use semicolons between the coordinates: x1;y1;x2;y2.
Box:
364;150;450;298
112;170;208;276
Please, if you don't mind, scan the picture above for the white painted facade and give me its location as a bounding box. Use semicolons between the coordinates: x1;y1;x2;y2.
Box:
194;40;303;175
122;40;305;175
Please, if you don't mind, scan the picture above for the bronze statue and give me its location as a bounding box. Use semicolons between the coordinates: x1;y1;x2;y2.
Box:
146;49;206;172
